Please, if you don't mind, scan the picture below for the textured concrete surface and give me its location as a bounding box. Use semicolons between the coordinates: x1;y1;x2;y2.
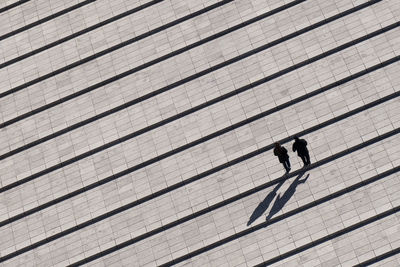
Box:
0;0;399;266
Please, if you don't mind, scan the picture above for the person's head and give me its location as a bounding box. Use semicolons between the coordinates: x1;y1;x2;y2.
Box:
274;142;281;149
293;136;299;141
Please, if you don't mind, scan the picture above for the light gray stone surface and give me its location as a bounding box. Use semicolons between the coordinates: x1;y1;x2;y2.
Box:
1;0;398;205
0;0;150;63
0;0;399;266
0;0;89;36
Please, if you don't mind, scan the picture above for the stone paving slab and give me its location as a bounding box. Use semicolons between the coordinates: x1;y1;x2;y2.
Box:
0;0;399;266
0;56;396;224
0;0;397;167
78;140;400;267
173;172;400;267
1;0;392;153
0;49;398;224
0;0;225;94
0;0;278;140
0;19;398;224
0;2;397;191
268;212;400;267
0;0;382;127
0;133;396;266
0;1;23;10
1;92;398;266
0;0;89;36
0;0;152;63
0;0;229;107
369;253;400;267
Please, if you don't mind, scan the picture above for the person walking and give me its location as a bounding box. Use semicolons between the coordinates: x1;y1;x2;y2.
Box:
273;142;291;173
292;136;311;167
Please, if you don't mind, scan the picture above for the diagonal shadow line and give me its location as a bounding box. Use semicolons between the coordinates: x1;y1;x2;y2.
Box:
0;28;395;196
159;166;400;267
0;0;383;160
0;88;398;231
354;247;400;267
1;128;398;263
0;0;30;14
265;172;309;222
0;0;301;118
255;206;400;266
0;0;384;125
0;59;397;191
0;0;240;99
0;0;97;42
0;0;164;67
0;0;236;98
0;66;397;194
73;162;400;266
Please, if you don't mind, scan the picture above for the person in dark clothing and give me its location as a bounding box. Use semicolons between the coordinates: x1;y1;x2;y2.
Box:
292;136;311;167
273;142;291;173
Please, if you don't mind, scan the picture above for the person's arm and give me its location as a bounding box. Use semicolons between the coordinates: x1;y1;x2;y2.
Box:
292;143;296;152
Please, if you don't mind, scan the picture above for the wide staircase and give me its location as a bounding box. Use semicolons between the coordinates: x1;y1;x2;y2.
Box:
0;0;399;266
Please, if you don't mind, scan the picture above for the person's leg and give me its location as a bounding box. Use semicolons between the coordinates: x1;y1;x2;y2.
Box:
300;154;307;166
284;159;291;172
305;152;311;165
281;162;288;172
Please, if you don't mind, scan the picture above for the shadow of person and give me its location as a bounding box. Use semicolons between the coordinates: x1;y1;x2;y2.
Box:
265;172;309;222
247;179;285;226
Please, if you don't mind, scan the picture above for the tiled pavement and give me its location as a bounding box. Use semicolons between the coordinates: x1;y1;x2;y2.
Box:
0;0;89;36
0;0;399;266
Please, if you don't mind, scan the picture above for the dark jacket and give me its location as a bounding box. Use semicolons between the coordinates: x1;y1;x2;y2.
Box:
292;139;308;155
274;146;289;163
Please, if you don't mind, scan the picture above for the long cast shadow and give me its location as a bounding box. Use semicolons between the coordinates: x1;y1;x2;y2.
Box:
247;178;285;226
266;172;309;221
